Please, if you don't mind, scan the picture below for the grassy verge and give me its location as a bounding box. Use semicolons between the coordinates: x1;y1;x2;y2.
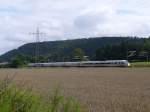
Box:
0;77;81;112
131;62;150;67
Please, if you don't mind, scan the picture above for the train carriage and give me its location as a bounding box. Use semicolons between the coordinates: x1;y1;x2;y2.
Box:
28;60;130;67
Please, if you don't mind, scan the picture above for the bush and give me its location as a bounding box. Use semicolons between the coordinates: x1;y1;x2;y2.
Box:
9;57;26;68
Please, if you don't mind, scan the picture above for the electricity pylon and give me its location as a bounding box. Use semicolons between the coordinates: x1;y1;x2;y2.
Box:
29;28;46;63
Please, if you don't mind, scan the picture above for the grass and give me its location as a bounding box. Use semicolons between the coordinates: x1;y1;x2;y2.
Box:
131;61;150;67
0;76;81;112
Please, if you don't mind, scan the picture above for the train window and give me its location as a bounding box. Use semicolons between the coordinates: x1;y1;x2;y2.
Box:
107;63;111;64
118;62;123;64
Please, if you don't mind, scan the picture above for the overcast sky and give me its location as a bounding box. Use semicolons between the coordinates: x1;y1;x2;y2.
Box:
0;0;150;54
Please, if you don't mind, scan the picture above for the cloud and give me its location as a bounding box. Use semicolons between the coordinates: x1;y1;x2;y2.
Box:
0;0;150;54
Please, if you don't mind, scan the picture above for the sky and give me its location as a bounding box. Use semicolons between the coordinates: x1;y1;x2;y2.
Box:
0;0;150;54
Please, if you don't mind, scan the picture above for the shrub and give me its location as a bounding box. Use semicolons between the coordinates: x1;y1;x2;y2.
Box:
9;57;26;68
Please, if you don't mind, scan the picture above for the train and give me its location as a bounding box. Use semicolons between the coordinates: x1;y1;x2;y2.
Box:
28;60;130;67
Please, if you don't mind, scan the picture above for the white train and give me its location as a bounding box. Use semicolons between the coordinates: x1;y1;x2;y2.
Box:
28;60;130;67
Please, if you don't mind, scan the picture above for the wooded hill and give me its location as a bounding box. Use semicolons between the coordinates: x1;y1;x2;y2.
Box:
0;37;149;62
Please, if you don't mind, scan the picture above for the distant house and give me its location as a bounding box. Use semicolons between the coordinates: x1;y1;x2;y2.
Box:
0;62;9;65
72;56;89;61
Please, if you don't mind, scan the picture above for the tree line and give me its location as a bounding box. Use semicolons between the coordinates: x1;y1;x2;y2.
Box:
0;37;150;68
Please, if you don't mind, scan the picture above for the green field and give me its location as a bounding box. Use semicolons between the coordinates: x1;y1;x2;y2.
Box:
131;62;150;67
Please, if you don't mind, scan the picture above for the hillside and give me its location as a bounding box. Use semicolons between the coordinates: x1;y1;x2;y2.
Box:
0;37;147;62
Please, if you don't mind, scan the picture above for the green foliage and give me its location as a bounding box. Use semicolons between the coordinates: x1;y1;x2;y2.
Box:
131;62;150;67
0;77;81;112
0;37;149;62
9;55;27;68
94;41;150;61
0;77;40;112
95;43;127;60
72;48;85;61
46;88;80;112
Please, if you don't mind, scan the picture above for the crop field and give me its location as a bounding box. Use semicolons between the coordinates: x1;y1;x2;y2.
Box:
0;67;150;112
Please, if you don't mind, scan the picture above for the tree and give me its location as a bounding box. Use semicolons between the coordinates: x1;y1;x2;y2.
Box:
9;55;27;68
72;48;85;61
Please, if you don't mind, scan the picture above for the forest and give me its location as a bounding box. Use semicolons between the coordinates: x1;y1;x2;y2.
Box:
0;37;150;63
